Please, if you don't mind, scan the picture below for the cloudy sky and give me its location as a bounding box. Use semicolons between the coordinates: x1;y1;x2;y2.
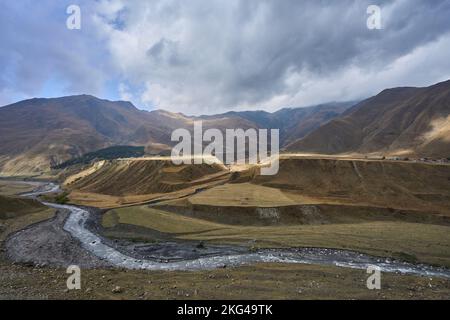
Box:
1;0;450;114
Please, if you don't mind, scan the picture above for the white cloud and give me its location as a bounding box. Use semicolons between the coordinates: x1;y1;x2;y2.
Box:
118;83;133;101
2;0;450;113
91;0;450;114
259;32;450;111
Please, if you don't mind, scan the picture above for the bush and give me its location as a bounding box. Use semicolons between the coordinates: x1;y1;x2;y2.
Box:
54;192;69;204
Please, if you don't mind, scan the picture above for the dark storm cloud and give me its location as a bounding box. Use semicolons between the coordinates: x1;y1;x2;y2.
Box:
95;0;450;112
1;0;450;112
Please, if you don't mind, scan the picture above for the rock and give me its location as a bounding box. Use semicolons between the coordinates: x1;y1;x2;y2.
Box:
196;241;205;249
85;287;92;293
112;286;123;294
22;261;34;268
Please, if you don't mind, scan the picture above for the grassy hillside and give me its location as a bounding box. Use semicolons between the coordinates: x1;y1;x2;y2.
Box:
65;156;450;214
63;159;233;208
92;156;450;268
0;195;47;219
250;158;450;215
0;194;55;243
66;159;228;196
0;180;37;196
103;205;450;267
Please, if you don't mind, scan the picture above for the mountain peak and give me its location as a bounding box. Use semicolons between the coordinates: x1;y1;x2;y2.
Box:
288;79;450;157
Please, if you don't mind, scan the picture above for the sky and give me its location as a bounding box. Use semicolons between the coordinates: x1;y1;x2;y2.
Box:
1;0;450;115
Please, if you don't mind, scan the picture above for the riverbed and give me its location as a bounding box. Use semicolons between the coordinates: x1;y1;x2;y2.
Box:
7;181;450;278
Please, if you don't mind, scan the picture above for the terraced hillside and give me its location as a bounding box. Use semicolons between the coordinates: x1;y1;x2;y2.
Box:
250;158;450;215
97;157;450;268
64;159;231;207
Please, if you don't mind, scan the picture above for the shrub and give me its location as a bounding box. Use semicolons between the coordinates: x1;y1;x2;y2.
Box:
54;192;69;204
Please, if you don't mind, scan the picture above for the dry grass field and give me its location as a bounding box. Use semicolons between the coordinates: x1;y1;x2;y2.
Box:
103;205;450;267
62;156;450;267
251;158;450;215
2;156;450;299
0;181;55;251
0;195;55;253
0;207;55;242
0;180;36;196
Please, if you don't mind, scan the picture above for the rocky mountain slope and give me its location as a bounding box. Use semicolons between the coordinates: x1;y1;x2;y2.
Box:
287;80;450;158
0;95;351;175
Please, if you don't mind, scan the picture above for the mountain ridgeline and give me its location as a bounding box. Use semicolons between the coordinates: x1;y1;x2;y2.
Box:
0;95;351;175
287;80;450;158
1;79;450;175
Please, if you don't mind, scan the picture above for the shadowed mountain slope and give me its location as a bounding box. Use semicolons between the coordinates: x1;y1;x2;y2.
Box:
0;95;350;175
287;80;450;158
0;95;180;174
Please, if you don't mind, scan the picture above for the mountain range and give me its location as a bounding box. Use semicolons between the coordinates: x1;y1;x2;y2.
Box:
0;79;449;175
0;95;350;174
287;80;450;158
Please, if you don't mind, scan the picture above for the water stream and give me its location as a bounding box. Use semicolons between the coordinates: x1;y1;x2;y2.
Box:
19;182;450;277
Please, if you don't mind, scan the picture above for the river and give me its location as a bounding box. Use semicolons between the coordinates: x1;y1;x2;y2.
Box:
18;181;450;278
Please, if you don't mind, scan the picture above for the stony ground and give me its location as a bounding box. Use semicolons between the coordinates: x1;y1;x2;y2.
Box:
1;254;449;300
4;209;109;269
